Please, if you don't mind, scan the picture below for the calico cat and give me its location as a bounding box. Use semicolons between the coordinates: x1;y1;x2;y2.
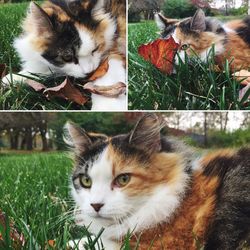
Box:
65;114;250;250
155;9;250;71
2;0;126;110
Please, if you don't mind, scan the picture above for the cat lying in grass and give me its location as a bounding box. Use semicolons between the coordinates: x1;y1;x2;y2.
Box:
65;114;250;249
155;9;250;72
2;0;126;110
154;9;250;102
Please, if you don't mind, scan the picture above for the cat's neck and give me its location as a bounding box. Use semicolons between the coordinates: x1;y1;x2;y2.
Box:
129;167;218;249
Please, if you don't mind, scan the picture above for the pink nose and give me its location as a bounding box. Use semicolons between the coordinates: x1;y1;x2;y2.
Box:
90;203;104;212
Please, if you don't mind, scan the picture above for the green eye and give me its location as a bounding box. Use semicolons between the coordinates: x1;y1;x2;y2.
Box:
181;44;190;50
115;174;131;187
80;175;92;188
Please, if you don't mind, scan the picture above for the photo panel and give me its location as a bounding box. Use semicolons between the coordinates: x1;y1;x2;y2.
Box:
128;0;250;110
0;0;127;111
0;111;249;249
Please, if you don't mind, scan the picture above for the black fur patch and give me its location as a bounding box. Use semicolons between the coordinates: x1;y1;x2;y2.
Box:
111;135;150;164
236;16;250;45
41;16;81;67
49;0;100;29
204;148;250;249
161;25;176;38
179;19;200;37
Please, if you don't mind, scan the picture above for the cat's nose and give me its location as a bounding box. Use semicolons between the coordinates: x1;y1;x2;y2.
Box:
90;203;104;212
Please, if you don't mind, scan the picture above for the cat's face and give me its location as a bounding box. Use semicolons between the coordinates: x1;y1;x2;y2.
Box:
22;1;116;78
66;115;184;224
155;9;226;62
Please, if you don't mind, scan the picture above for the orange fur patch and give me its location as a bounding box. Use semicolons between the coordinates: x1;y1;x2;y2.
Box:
129;171;219;249
107;145;184;196
200;149;236;168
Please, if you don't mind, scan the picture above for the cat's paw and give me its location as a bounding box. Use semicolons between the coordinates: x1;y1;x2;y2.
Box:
67;237;119;250
103;223;128;241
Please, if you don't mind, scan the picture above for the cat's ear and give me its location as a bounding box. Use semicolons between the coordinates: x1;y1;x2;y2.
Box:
29;2;53;35
64;122;92;154
128;114;163;154
190;9;206;32
155;13;178;30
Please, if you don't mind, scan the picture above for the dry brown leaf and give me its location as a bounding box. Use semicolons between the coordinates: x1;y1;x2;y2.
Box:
84;81;126;98
88;59;109;81
234;70;250;85
0;210;25;248
48;239;56;248
26;79;46;92
44;77;88;105
0;64;7;79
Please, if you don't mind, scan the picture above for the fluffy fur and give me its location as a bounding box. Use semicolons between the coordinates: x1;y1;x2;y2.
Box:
2;0;126;110
65;114;250;249
155;9;250;71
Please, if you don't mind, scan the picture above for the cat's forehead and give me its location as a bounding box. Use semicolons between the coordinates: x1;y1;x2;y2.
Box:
74;134;150;178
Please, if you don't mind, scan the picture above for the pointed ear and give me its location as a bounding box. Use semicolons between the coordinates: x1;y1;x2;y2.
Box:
64;122;92;154
129;114;164;154
155;13;178;30
190;9;206;32
29;2;53;35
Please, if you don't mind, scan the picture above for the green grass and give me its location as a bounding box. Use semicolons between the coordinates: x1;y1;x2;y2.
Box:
0;2;28;70
0;2;91;110
0;152;93;249
128;21;250;110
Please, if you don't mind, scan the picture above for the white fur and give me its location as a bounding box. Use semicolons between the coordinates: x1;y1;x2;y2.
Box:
155;13;166;31
72;149;189;249
91;58;127;111
1;4;122;110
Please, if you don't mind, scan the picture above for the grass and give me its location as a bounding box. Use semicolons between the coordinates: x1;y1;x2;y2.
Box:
0;2;91;110
0;152;97;249
128;20;250;110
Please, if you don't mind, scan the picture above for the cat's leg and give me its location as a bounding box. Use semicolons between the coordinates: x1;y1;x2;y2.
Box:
89;57;127;111
1;70;35;86
1;61;53;86
67;237;119;250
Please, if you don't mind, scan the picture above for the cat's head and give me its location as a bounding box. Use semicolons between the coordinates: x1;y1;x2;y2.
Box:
155;9;226;62
19;1;116;77
65;114;189;230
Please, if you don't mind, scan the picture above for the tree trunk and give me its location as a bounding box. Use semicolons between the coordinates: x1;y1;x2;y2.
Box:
9;129;19;150
248;0;250;15
225;0;229;15
204;112;208;147
25;127;33;151
40;126;48;151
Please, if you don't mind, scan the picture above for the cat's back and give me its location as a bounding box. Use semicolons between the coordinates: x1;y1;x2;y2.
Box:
201;147;250;250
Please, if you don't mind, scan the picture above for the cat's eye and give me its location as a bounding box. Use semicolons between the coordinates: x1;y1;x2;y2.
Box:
79;175;92;188
114;174;131;187
181;44;190;50
62;54;73;62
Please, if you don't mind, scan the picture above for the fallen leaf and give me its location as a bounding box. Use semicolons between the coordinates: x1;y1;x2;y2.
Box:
239;84;250;103
84;82;126;98
0;64;7;79
88;59;109;81
26;79;46;92
234;70;250;85
48;239;56;247
44;77;88;105
138;37;180;75
0;210;25;248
